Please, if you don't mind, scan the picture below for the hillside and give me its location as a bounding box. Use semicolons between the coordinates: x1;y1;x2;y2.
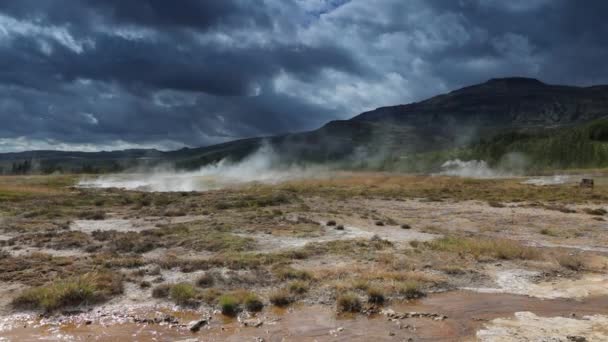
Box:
3;77;608;174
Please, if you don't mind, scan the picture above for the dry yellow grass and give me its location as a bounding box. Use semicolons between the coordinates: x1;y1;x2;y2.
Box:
279;173;608;203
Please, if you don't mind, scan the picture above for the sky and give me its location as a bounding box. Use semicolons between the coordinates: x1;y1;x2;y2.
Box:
1;0;607;152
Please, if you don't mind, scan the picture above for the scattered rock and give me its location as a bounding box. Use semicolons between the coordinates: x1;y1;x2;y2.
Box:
567;336;587;342
188;318;209;332
381;309;446;321
329;327;345;336
241;318;263;328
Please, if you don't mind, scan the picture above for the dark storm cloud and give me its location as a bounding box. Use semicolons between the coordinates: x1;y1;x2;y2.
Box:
1;0;608;151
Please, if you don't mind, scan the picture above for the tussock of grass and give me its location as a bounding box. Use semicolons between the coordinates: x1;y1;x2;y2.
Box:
557;254;586;271
583;208;607;216
540;228;559;237
366;286;385;304
215;192;292;210
269;289;292;307
196;273;214;287
152;284;170;298
287;280;309;294
12;272;122;312
273;266;312;281
169;283;198;306
77;210;106;220
425;236;541;260
243;293;264;312
396;280;425;299
218;294;240;316
336;292;361;312
352;279;370;291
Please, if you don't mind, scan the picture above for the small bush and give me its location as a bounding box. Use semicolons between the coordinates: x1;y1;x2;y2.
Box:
584;208;607;216
12;272;122;312
352;279;370;291
169;283;198;306
200;288;223;304
488;201;505;208
152;284;172;298
196;273;214;288
287;280;309;294
557;254;586;271
540;228;558;237
326;220;337;226
218;294;240;316
274;266;312;281
397;281;424;299
425;237;540;260
336;292;361;312
78;210;106;220
269;289;292;307
243;293;264;312
366;287;385;304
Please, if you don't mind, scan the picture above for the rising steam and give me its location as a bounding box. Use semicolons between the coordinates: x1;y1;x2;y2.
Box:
79;142;327;192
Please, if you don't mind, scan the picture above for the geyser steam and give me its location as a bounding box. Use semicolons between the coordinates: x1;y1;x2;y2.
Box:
79;142;325;192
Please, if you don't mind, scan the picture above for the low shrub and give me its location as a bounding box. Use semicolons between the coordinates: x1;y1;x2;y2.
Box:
152;284;172;298
287;280;309;294
269;289;292;307
336;292;361;312
218;294;240;316
397;281;425;299
169;283;198;306
243;293;264;312
366;287;385;304
12;272;122;312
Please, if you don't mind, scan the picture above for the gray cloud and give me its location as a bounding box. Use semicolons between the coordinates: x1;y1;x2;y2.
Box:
0;0;607;151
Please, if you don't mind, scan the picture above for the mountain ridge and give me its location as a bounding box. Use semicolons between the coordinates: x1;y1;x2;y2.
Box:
3;77;608;173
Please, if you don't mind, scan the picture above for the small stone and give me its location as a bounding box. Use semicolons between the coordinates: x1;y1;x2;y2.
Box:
567;336;587;342
326;220;337;226
242;319;263;328
375;221;385;226
335;225;344;230
188;318;209;332
85;320;92;325
388;331;395;336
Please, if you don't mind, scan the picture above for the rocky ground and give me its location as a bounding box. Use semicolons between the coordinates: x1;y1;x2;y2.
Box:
0;173;607;341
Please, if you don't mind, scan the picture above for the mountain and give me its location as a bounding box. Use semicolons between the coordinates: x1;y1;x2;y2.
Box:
3;77;608;174
353;77;608;128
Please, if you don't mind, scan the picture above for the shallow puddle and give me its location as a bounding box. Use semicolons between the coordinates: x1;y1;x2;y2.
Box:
2;291;608;341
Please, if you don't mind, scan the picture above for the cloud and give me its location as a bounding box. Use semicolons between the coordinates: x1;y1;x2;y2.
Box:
0;0;607;152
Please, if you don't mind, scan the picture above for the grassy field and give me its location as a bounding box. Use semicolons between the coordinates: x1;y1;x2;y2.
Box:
0;173;606;315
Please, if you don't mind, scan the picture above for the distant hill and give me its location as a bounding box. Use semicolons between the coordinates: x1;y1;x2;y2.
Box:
3;77;608;174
